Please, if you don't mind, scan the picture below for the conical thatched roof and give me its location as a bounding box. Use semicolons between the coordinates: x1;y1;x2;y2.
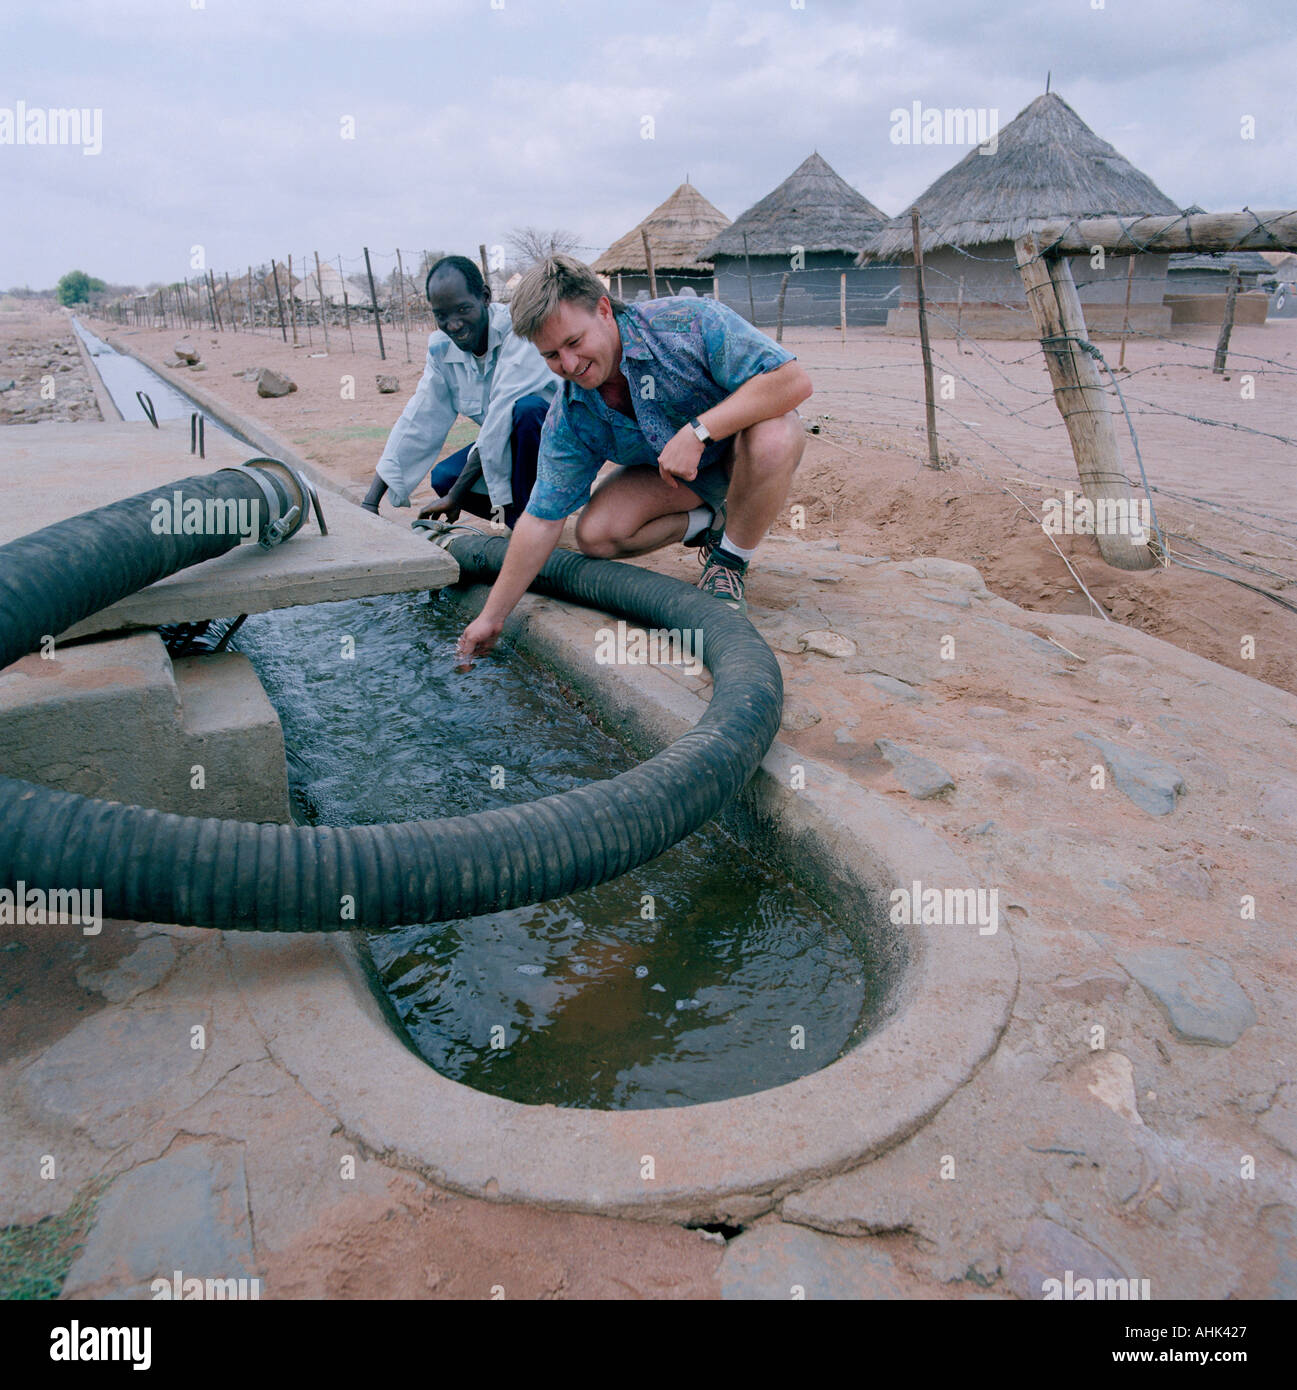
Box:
702;153;888;258
862;92;1179;260
295;261;349;304
593;182;731;274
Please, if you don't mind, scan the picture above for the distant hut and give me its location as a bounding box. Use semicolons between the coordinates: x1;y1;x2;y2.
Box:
295;261;349;307
702;152;896;326
1164;250;1273;326
593;182;730;299
860;92;1182;339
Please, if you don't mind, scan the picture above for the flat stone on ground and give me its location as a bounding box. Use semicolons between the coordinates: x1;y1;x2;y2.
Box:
1076;733;1188;816
875;738;956;799
720;1223;904;1300
1116;947;1257;1046
62;1139;256;1299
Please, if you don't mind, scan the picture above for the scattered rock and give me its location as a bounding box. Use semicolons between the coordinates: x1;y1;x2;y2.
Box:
75;936;177;1003
1116;947;1256;1046
865;674;925;704
1075;733;1187;816
62;1140;256;1298
874;739;956;800
779;698;821;732
833;726;856;745
1006;1218;1126;1300
1051;974;1128;1005
254;367;297;398
376;374;400;393
0;378;15;392
720;1224;905;1300
981;757;1036;790
173;341;200;364
801;630;857;659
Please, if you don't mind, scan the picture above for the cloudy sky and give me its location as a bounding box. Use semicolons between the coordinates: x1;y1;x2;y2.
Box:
2;0;1292;291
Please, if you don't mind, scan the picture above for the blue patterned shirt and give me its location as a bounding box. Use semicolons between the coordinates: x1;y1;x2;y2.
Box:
524;297;795;521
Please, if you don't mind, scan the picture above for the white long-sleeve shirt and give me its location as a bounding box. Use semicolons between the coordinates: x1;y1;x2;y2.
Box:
376;301;557;508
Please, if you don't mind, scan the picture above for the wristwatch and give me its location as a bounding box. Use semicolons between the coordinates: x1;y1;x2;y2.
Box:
689;416;712;444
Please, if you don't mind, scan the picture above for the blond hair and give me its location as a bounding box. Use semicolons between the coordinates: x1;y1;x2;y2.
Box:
508;254;624;341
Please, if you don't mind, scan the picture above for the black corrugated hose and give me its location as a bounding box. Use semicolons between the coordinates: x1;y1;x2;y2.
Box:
0;468;783;930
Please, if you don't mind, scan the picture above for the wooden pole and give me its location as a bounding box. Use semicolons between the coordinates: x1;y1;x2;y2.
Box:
712;275;719;301
396;248;411;362
206;269;222;331
1029;210;1297;255
270;260;288;343
478;242;490;289
840;271;846;344
1213;265;1241;374
338;256;354;353
1014;232;1156;571
314;251;330;352
742;232;755;322
775;271;789;343
224;272;236;332
287;253;299;345
617;272;624;300
956;274;965;352
1117;256;1135;371
301;254;313;348
246;267;255;335
363;246;386;360
641;228;657;298
911;208;941;469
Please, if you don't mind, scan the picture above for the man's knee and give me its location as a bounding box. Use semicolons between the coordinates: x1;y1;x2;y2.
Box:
737;410;805;471
512;393;550;429
574;509;619;558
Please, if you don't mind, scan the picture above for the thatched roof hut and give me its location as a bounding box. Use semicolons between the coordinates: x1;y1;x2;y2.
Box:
593;182;730;287
701;152;896;326
862;92;1180;261
703;152;888;259
860;92;1183;339
294;261;349;306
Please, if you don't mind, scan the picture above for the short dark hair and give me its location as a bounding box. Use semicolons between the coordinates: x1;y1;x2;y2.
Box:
425;255;486;303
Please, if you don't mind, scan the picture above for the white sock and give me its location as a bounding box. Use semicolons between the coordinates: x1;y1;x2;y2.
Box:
718;530;757;562
681;506;713;542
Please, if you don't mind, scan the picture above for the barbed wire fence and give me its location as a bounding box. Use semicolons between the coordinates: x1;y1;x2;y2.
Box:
86;219;1296;619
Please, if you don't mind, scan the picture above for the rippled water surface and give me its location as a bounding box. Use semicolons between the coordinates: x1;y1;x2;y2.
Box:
236;589;875;1109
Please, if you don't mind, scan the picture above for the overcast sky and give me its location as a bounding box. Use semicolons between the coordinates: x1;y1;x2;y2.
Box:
2;0;1292;290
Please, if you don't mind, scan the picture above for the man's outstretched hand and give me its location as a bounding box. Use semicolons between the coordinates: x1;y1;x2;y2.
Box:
457;614;503;662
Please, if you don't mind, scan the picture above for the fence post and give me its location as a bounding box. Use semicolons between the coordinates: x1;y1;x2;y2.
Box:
641;228;657;298
742;232;755;322
1014;232;1156;571
271;260;288;343
314;251;330;352
364;246;386;360
206;269;222;331
775;271;789;343
396;248;411;363
1117;255;1135;370
338;255;355;353
224;272;237;332
910;208;942;469
840;272;846;344
1213;264;1241;374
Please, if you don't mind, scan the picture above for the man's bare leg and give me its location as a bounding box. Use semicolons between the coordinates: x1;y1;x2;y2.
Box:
722;410;805;550
574;468;704;558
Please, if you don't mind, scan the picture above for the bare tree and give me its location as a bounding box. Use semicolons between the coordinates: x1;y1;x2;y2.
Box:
505;226;582;271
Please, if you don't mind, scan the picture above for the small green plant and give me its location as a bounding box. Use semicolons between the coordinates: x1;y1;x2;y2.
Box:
0;1179;107;1300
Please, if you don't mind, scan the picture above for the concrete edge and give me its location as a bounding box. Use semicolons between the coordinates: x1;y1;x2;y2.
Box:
226;577;1019;1224
67;314;123;423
